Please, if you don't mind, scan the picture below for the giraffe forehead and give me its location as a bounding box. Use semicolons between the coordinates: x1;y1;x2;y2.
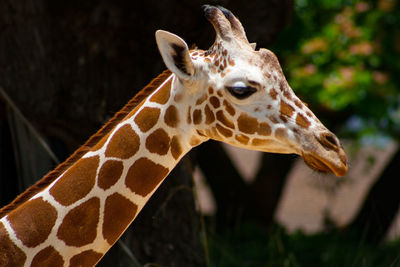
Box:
205;45;285;85
190;45;276;90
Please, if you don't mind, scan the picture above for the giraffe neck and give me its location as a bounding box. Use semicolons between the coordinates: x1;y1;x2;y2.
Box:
0;73;205;266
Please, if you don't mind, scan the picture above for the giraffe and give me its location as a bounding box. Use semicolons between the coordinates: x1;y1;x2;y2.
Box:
0;5;347;266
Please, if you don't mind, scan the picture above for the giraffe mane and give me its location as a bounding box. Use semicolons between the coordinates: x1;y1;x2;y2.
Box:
0;70;172;218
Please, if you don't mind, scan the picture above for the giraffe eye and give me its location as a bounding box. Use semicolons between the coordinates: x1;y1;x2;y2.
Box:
226;85;257;99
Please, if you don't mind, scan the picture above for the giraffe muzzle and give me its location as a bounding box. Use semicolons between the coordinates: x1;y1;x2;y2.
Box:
302;151;348;177
302;132;348;177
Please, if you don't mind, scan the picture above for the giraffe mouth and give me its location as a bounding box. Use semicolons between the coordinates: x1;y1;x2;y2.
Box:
302;153;347;177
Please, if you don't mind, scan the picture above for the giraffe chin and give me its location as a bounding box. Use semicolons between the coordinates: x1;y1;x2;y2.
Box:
302;153;347;177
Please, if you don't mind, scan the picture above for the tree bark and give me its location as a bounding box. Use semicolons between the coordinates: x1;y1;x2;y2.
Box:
195;141;249;230
246;153;295;225
196;142;296;230
348;147;400;243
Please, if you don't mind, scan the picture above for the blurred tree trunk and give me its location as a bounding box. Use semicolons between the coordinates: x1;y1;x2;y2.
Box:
196;142;295;230
348;147;400;243
246;153;295;224
196;141;249;230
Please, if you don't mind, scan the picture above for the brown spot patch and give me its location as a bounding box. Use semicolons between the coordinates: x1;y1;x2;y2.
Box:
193;109;202;125
269;88;278;100
279;81;286;91
190;136;202;146
197;129;206;137
258;122;272;136
57;197;100;247
149;79;171;104
280;82;293;100
237;113;258;134
98;160;124;190
237;114;271;136
283;89;292;100
275;128;288;141
280;115;288;123
125;157;169;196
217;91;223;97
235;134;250;145
228;57;235;66
223;100;236;116
145;128;171;155
252;138;273;146
103;193;138;245
204;104;215;124
134;107;161;133
69;250;103;267
216;123;233;138
50;156;99;206
195;94;208;105
164;105;179;128
0;222;26;266
294;99;303;109
209;96;220;109
280;101;295;118
31;246;63;267
216;111;235;129
208;87;214;94
296;113;311;128
205;129;213;137
171;136;182;160
105;124;140;159
210;127;223;140
174;93;183;102
8;197;57;248
269;116;280;124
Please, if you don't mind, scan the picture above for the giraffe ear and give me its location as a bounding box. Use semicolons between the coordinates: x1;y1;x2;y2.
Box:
155;30;194;80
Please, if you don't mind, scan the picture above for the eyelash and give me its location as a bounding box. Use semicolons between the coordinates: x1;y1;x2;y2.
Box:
226;86;257;99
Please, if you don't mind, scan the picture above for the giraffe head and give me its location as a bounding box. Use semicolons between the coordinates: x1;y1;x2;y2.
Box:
155;5;347;176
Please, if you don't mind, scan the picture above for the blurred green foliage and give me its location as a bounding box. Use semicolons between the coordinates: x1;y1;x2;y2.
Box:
273;0;400;140
207;224;400;267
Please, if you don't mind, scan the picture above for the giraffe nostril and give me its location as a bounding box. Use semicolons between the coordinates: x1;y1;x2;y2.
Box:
318;132;340;152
